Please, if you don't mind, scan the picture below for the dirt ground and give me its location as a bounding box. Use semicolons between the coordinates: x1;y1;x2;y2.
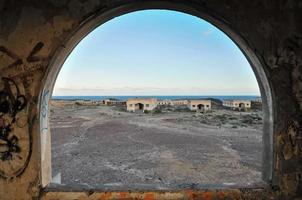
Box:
50;101;263;188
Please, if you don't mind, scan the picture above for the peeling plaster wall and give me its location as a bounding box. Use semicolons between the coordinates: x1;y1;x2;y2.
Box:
0;0;301;199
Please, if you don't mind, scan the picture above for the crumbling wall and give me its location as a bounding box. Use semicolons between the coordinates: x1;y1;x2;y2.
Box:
0;0;301;199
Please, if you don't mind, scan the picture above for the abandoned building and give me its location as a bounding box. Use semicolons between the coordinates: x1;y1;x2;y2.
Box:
187;99;212;112
223;99;251;111
102;99;126;106
126;98;158;112
171;99;189;106
74;100;99;106
157;99;189;106
251;100;263;110
1;1;302;199
157;99;172;106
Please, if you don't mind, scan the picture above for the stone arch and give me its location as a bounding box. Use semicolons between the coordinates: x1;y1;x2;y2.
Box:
40;1;274;187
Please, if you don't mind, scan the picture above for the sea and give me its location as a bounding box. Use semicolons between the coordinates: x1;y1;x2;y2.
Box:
52;95;260;101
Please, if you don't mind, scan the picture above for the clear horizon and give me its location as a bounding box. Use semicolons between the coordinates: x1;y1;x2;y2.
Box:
53;10;260;96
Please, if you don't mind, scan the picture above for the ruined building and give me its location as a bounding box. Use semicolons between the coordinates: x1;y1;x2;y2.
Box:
0;0;302;199
222;99;251;111
187;99;212;112
102;99;126;106
126;98;158;112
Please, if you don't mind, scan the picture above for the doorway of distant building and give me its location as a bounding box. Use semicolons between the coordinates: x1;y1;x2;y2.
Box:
239;103;245;109
197;104;205;112
137;103;144;111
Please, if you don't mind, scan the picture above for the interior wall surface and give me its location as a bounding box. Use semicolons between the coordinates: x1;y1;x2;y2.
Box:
0;0;302;199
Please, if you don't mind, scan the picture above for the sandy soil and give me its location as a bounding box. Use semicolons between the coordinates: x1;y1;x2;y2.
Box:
50;101;263;188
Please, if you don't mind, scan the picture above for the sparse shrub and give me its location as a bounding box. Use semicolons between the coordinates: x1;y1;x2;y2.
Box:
144;110;150;114
154;108;162;114
214;114;227;123
240;114;258;124
241;119;253;124
113;106;127;112
200;119;207;124
174;105;191;112
75;102;82;106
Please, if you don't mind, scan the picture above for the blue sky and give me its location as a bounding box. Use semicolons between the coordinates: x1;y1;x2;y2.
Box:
53;10;260;96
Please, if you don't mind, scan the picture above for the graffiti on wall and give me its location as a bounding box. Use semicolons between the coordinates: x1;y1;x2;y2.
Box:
40;89;49;134
0;77;31;178
0;42;48;78
0;42;49;179
40;89;49;164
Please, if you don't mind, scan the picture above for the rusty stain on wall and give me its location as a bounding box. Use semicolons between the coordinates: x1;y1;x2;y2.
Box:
276;120;302;196
41;189;280;200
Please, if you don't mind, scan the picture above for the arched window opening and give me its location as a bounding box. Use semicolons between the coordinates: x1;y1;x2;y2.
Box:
47;10;266;189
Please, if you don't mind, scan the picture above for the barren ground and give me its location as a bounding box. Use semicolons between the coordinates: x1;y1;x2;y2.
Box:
50;101;263;188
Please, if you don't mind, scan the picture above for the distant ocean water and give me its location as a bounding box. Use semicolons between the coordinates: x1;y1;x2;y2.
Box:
52;95;260;101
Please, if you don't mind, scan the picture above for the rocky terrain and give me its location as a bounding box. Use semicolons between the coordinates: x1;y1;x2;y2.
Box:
50;100;263;188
